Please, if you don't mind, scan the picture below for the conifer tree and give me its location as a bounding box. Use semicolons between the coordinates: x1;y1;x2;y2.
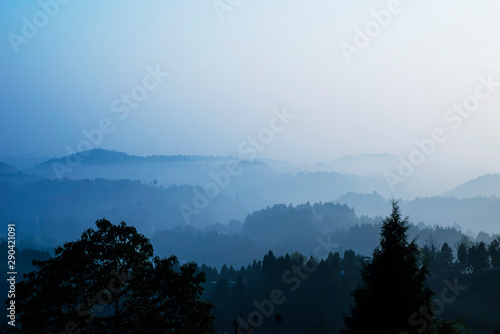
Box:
343;201;433;334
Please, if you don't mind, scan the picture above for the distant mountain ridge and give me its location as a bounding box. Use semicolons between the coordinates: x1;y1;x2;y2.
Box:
0;162;17;175
32;149;214;166
443;173;500;198
31;148;273;167
18;149;500;203
0;157;49;170
26;149;268;178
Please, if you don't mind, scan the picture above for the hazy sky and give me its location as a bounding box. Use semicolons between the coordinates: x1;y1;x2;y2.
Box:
1;0;500;172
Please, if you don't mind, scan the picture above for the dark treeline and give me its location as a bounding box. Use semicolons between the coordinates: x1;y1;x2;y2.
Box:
422;236;500;275
151;205;496;269
202;249;362;333
3;194;499;274
200;238;500;333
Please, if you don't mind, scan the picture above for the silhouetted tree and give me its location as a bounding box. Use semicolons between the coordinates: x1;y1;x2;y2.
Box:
468;242;489;273
489;238;500;268
430;318;472;334
422;242;440;274
233;274;245;300
220;264;230;280
230;274;246;318
456;239;469;273
262;250;278;282
212;277;230;305
343;201;433;334
437;243;455;274
13;219;214;333
125;255;214;333
200;264;219;282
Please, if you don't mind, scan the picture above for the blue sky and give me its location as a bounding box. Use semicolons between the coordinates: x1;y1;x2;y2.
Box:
1;0;500;174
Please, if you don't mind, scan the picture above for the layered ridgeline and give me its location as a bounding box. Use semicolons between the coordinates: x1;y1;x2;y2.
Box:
1;178;498;250
24;149;390;205
18;149;500;200
2;149;499;265
335;191;500;233
1;174;498;268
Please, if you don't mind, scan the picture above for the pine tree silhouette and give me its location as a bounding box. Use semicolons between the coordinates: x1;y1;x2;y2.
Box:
343;201;433;334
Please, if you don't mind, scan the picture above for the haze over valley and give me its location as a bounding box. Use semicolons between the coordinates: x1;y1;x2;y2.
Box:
2;1;500;333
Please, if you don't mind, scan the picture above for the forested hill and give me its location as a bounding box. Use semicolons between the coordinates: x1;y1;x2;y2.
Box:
1;174;499;267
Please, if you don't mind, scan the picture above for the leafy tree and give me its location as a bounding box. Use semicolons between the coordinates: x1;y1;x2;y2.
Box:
343;201;433;334
125;256;214;333
14;219;214;334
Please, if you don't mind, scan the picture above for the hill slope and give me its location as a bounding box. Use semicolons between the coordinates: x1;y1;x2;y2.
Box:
443;174;500;198
0;162;17;175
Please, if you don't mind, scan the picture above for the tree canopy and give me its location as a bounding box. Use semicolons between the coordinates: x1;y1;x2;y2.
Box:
14;219;214;334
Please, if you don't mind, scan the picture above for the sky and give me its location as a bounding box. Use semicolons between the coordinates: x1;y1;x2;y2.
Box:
1;0;500;175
